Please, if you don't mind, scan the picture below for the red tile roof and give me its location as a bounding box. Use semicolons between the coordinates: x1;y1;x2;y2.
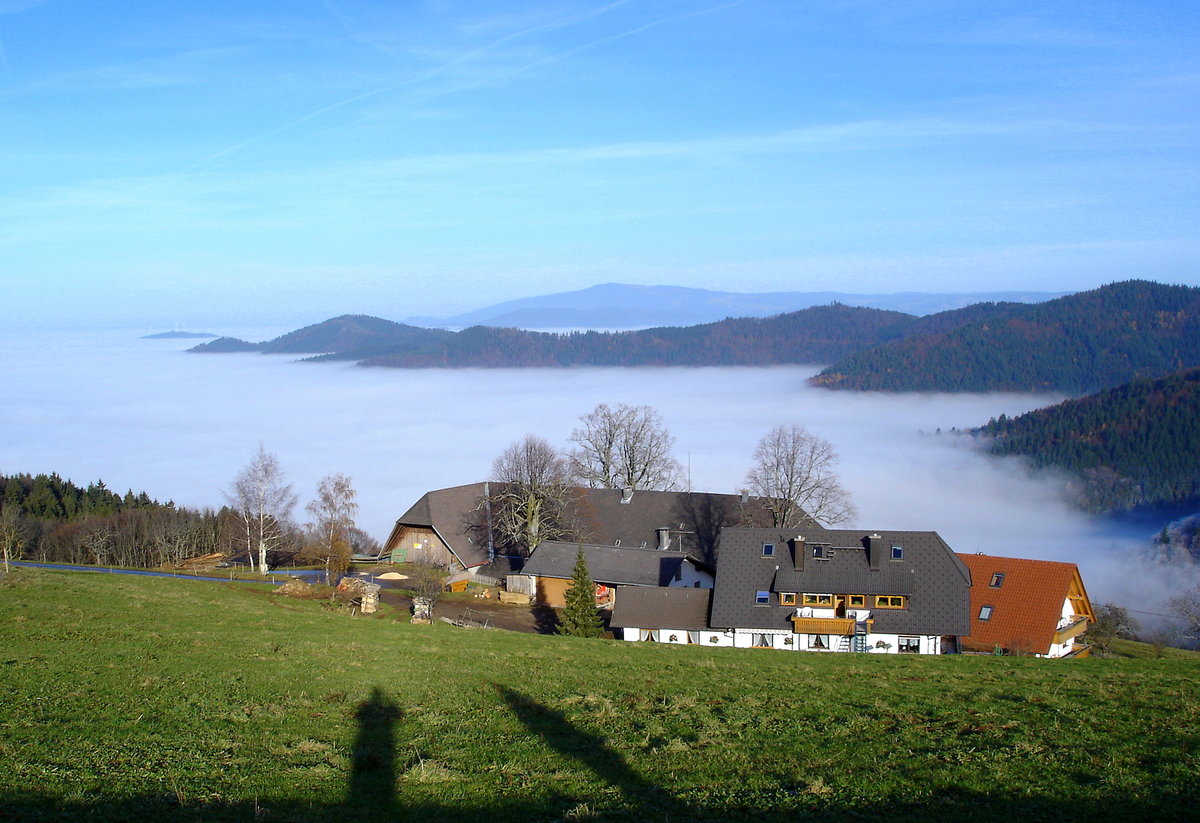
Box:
957;554;1091;655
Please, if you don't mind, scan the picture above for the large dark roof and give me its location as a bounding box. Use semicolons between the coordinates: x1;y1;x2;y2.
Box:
386;484;782;569
521;541;702;587
387;482;492;567
709;527;971;636
610;587;713;631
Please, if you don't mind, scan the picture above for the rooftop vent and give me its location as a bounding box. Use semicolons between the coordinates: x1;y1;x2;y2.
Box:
620;487;634;504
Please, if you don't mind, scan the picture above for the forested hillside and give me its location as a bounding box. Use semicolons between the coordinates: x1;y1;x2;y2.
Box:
811;281;1200;393
974;368;1200;512
0;473;226;567
192;302;1017;368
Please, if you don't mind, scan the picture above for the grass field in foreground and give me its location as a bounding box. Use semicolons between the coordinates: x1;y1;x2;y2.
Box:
1;569;1197;822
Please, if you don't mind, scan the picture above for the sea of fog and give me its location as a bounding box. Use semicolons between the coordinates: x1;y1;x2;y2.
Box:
0;327;1187;614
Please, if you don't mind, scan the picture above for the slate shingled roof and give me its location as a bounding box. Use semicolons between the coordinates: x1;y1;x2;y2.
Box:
386;482;491;568
709;527;971;636
957;554;1093;655
521;541;705;587
386;484;781;569
610;587;713;631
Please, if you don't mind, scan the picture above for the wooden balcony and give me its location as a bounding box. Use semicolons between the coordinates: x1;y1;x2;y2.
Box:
790;616;866;636
1053;616;1089;645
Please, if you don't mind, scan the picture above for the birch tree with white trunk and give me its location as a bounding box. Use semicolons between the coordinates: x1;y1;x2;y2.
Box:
227;446;297;573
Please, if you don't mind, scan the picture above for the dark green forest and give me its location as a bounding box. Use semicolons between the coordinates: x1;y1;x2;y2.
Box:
974;368;1200;512
0;473;229;567
812;280;1200;393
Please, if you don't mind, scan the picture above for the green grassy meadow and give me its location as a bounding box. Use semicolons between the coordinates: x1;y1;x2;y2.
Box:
1;569;1197;822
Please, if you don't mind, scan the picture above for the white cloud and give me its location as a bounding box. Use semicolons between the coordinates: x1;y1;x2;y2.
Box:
1;328;1185;618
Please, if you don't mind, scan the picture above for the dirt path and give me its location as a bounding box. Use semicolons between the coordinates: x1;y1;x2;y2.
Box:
377;589;563;634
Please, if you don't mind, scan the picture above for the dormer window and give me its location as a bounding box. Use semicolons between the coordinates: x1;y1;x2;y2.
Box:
812;545;824;559
780;592;797;606
891;545;904;560
761;543;775;557
989;573;1005;588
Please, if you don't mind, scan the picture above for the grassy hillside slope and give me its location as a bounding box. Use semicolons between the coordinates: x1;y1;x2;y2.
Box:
1;570;1197;822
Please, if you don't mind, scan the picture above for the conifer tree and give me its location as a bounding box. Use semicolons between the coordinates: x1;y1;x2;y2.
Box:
558;550;604;638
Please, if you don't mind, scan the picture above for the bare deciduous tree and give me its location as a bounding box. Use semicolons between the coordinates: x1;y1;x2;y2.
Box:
0;502;24;571
487;435;576;556
227;446;297;573
304;473;359;583
745;424;855;527
1170;588;1200;649
568;403;683;491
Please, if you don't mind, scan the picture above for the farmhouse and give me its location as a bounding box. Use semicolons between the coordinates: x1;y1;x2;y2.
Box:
382;484;779;577
957;553;1095;657
617;527;972;654
518;541;712;607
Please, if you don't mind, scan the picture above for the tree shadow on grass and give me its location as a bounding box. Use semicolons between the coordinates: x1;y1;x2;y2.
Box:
1;685;1197;822
531;604;561;634
493;684;686;816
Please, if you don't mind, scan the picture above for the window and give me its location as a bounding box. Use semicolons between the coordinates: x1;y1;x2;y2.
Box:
848;594;866;607
891;545;904;560
979;605;993;621
780;592;797;606
755;590;770;605
808;634;830;650
989;572;1005;588
898;636;920;654
812;545;824;558
802;593;833;607
875;595;906;609
762;542;775;557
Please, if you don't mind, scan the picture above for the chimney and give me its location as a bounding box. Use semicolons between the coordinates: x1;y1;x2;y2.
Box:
656;528;671;551
790;535;805;572
620;487;634;504
740;488;749;504
867;534;882;570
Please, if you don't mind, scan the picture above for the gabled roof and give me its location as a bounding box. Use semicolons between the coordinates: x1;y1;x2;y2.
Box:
385;484;781;569
385;482;491;568
709;527;971;636
957;554;1094;655
570;488;781;556
522;541;706;587
610;587;713;631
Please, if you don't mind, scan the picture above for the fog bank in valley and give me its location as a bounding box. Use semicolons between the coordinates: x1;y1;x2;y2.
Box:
1;329;1188;615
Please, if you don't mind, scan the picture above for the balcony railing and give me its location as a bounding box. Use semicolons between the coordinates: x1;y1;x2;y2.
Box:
790;616;870;636
1053;616;1089;645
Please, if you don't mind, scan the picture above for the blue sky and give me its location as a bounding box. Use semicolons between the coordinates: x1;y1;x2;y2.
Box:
2;0;1198;328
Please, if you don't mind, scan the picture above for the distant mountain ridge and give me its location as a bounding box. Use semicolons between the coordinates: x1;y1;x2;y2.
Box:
190;280;1200;395
404;283;1064;329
